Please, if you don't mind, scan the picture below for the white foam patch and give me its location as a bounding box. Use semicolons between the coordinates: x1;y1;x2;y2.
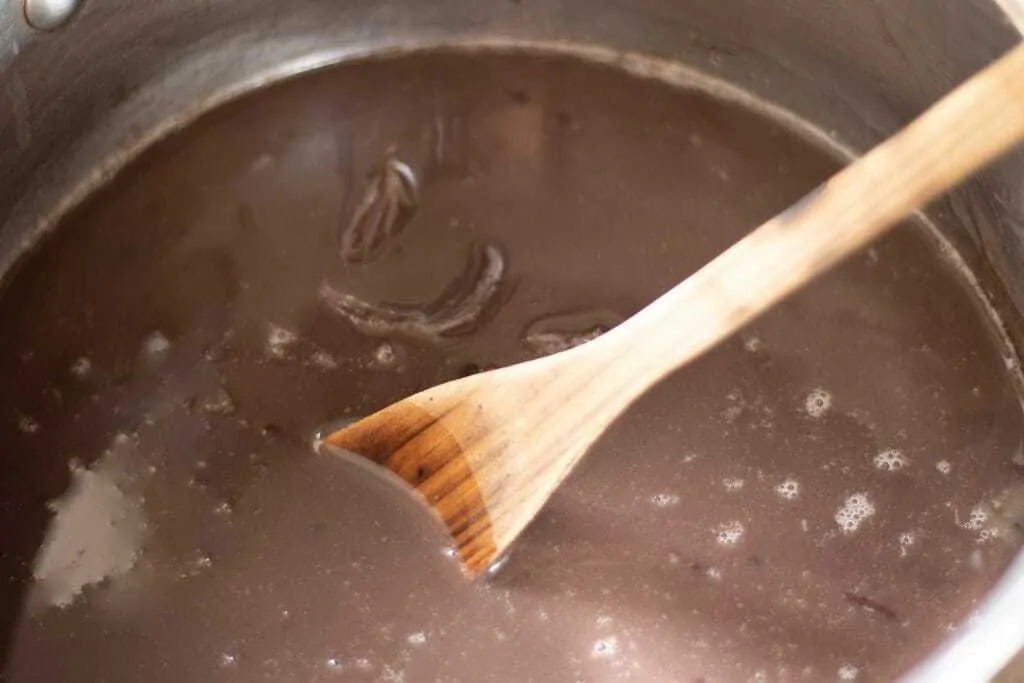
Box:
16;412;39;434
775;479;800;500
804;388;832;418
835;493;875;534
978;528;1001;543
898;532;916;557
936;460;952;475
715;521;745;546
874;448;907;472
70;357;92;379
201;388;234;415
33;449;147;607
962;506;988;531
743;336;763;352
650;493;681;508
374;343;397;366
723;478;745;492
309;350;338;370
266;324;299;359
959;504;997;544
143;331;170;358
839;663;860;680
721;404;744;422
406;631;426;646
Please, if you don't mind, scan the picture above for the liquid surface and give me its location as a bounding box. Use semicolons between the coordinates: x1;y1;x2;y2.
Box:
2;52;1023;682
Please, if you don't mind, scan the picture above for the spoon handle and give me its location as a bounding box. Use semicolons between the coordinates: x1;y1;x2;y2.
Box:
591;42;1024;399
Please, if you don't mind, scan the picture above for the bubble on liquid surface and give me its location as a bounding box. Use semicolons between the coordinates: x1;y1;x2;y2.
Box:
835;493;875;534
650;492;681;508
898;532;916;557
874;448;907;472
309;349;338;370
936;460;953;475
775;479;800;500
181;550;213;578
219;652;238;668
715;521;745;546
743;335;763;352
591;635;619;658
201;388;234;415
266;324;299;359
143;331;170;358
978;528;1001;543
961;505;988;531
70;357;92;379
16;412;40;434
521;309;623;357
406;631;426;646
838;663;859;680
325;657;343;672
804;388;832;418
374;343;397;367
723;478;745;492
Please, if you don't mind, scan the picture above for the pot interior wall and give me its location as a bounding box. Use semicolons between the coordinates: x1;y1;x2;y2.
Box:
2;0;1023;303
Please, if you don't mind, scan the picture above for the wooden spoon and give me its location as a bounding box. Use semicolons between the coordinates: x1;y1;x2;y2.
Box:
321;43;1024;577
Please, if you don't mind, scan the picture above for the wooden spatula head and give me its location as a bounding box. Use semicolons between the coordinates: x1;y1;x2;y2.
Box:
320;354;610;576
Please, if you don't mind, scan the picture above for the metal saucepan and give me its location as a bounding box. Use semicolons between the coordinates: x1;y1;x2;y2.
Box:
2;0;1024;680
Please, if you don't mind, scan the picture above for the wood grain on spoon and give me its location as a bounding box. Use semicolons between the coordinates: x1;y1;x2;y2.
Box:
323;43;1024;577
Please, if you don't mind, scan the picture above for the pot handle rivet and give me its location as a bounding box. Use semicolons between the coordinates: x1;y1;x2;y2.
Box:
23;0;81;31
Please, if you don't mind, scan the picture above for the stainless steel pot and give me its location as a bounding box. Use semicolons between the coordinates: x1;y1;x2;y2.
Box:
2;0;1024;680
